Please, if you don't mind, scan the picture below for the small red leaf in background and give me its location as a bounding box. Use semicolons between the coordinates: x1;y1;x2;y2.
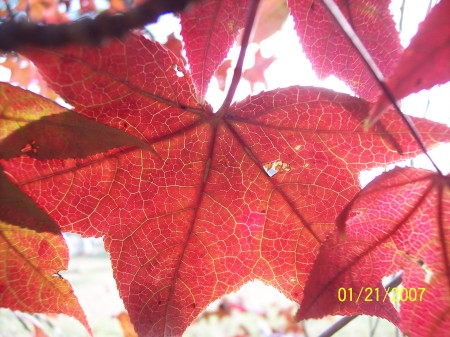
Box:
243;48;276;91
368;0;450;125
79;0;96;13
163;33;186;65
298;167;450;337
116;312;138;337
5;33;450;337
180;0;250;99
16;0;70;23
0;221;90;334
214;59;233;91
287;0;402;101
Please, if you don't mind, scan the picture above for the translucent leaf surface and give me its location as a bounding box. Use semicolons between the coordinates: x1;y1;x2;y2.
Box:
5;30;450;337
180;0;250;99
0;221;90;334
0;83;152;160
287;0;402;101
298;167;450;337
369;0;450;124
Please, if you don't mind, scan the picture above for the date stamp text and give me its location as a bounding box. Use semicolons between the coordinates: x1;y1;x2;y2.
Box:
337;287;426;303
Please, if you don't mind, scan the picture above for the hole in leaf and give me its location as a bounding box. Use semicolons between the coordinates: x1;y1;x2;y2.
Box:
419;261;434;284
263;160;291;177
171;64;185;77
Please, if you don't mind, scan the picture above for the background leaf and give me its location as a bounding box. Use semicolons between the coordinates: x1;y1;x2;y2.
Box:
287;0;402;101
0;221;90;334
180;0;250;99
369;0;450;124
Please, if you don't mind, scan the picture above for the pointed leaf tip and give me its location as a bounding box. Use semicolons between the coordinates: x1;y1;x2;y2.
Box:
0;221;92;335
369;0;450;122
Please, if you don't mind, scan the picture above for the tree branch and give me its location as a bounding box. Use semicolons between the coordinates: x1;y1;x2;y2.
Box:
0;0;199;51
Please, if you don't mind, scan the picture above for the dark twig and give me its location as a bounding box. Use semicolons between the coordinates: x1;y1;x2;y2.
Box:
218;0;261;114
317;272;403;337
321;0;443;176
0;0;199;51
399;0;406;32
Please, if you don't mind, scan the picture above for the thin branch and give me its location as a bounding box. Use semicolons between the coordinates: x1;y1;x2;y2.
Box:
317;272;403;337
399;0;406;32
217;0;261;114
0;0;199;51
321;0;443;176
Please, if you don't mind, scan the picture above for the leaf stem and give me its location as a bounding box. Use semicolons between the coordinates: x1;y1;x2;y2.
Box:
321;0;443;176
217;0;261;115
317;272;403;337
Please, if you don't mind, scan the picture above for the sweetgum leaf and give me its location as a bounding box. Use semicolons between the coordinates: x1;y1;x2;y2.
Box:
0;221;90;334
7;34;450;337
298;167;450;337
287;0;402;101
180;0;250;99
0;83;154;160
369;0;450;125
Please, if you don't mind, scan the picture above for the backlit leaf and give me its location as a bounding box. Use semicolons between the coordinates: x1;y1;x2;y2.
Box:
0;221;90;334
287;0;402;101
0;83;153;160
4;33;450;337
180;0;250;99
369;0;450;125
298;167;450;337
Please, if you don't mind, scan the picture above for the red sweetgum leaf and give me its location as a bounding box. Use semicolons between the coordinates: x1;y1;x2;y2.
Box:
214;59;233;91
298;167;450;337
163;33;186;65
0;83;153;160
287;0;402;101
0;221;90;334
7;33;450;337
243;48;276;91
368;0;450;125
180;0;250;99
0;168;59;233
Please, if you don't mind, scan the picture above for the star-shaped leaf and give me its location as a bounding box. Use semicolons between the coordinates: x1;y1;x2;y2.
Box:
3;33;449;336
